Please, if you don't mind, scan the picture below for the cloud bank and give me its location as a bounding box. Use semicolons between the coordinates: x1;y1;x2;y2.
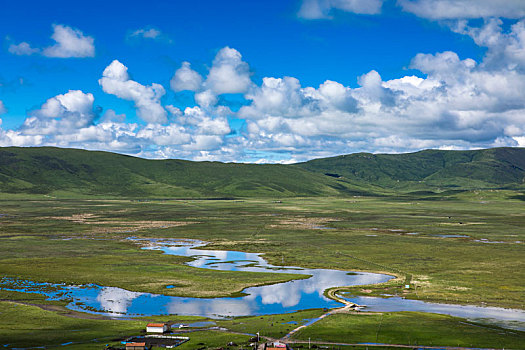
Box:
398;0;525;19
2;15;525;162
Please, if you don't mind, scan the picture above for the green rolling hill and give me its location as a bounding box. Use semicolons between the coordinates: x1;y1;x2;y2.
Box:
0;146;523;198
295;147;525;192
0;147;377;198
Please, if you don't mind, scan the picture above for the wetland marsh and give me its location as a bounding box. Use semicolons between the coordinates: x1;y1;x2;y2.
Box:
0;193;524;348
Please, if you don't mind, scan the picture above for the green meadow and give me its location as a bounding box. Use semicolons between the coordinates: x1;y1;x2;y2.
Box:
0;191;524;348
291;312;524;349
1;193;524;308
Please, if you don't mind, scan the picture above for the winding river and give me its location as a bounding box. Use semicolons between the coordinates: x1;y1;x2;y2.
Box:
1;238;524;330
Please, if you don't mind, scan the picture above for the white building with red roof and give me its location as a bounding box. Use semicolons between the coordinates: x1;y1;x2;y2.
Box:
146;323;169;333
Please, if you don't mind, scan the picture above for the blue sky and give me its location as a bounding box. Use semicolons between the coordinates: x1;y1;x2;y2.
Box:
1;0;525;162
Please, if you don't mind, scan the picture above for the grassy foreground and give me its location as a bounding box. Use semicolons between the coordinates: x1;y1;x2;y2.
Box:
0;301;523;349
0;301;138;348
0;300;252;349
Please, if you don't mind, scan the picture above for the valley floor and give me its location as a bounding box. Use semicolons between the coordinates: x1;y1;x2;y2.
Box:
0;191;524;348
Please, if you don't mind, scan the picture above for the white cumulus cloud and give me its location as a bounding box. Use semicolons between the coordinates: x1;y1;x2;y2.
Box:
450;18;525;71
205;47;252;95
398;0;525;19
42;24;95;58
298;0;384;19
4;16;525;163
194;89;218;108
1;90;142;152
21;90;97;136
8;24;94;58
239;76;358;125
169;47;253;109
99;60;167;124
234;30;525;161
170;47;254;109
170;62;203;92
0;129;44;147
299;0;525;20
136;122;191;146
240;77;319;120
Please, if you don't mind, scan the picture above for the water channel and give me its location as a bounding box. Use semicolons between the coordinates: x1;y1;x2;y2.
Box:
1;238;524;330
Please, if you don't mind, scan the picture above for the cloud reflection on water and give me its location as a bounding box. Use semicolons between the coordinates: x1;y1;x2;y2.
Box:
168;297;253;317
96;287;144;314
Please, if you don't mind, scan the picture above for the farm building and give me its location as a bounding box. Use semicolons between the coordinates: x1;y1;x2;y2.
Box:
146;323;169;333
125;342;149;350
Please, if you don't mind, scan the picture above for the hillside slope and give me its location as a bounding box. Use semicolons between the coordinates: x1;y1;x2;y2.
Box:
0;147;374;197
0;147;524;198
295;147;525;190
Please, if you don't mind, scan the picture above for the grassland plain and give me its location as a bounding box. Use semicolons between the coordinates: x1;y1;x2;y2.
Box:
290;312;525;348
0;191;524;348
215;309;327;339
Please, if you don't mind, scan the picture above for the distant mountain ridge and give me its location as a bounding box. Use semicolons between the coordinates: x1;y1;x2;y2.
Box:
0;146;523;197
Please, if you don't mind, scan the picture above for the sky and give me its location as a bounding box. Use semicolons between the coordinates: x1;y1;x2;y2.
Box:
1;0;525;163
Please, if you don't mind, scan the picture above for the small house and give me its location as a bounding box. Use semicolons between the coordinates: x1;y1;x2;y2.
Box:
146;323;169;333
126;342;147;350
265;341;288;349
